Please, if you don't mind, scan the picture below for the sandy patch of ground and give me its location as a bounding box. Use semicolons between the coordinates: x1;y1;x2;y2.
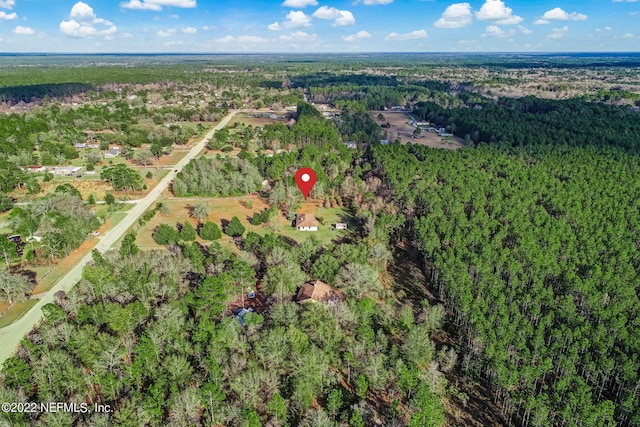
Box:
375;111;466;149
153;150;189;166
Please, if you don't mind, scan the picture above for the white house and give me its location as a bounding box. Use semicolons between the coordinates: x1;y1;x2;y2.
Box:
50;166;82;176
335;223;347;230
295;214;318;231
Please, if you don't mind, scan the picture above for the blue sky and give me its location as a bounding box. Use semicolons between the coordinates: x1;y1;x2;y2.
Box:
0;0;638;52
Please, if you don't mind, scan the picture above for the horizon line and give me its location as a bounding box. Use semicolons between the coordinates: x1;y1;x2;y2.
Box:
1;51;640;56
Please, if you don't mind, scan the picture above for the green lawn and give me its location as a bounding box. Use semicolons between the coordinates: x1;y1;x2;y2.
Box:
266;207;356;247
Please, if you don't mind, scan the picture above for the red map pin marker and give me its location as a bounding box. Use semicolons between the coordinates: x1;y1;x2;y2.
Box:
294;167;317;200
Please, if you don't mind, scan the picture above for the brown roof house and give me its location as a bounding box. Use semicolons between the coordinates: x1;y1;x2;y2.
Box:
295;213;318;231
296;280;336;303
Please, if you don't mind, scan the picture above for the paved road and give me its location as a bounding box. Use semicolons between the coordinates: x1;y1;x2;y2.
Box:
0;110;237;363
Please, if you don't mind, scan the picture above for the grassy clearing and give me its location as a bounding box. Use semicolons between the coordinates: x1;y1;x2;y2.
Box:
134;195;353;252
229;113;287;128
0;300;38;328
374;110;466;149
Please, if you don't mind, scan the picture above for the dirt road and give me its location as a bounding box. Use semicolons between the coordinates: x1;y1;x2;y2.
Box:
0;110;237;364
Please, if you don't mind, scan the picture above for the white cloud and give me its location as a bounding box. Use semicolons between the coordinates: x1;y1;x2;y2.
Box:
385;29;428;41
482;25;503;37
0;11;16;19
282;0;317;6
482;25;515;37
164;40;184;47
476;0;522;25
268;21;281;31
13;25;34;35
0;0;15;9
547;25;568;39
213;34;270;44
120;0;196;11
182;26;197;34
312;6;355;26
334;11;355;26
157;28;176;36
284;10;312;28
434;3;473;29
622;32;635;38
60;2;117;38
122;32;134;38
534;7;587;25
518;25;531;34
595;26;612;32
216;35;235;43
362;0;393;4
342;30;371;42
120;0;161;10
311;6;337;19
279;31;317;42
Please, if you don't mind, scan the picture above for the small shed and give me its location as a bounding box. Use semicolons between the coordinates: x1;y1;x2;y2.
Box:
335;223;347;230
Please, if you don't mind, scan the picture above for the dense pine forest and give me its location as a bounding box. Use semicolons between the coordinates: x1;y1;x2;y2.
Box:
371;143;640;426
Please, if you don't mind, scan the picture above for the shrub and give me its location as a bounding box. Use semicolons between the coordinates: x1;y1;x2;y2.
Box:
0;193;14;212
251;206;277;225
179;222;197;241
152;224;179;245
199;221;222;240
224;216;245;237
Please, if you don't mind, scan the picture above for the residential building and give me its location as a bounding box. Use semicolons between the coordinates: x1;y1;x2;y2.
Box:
50;166;82;176
295;213;318;231
104;147;121;158
296;280;335;303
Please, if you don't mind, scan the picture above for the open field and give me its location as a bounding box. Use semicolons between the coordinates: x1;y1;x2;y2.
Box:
134;195;352;252
230;113;288;128
376;111;466;149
